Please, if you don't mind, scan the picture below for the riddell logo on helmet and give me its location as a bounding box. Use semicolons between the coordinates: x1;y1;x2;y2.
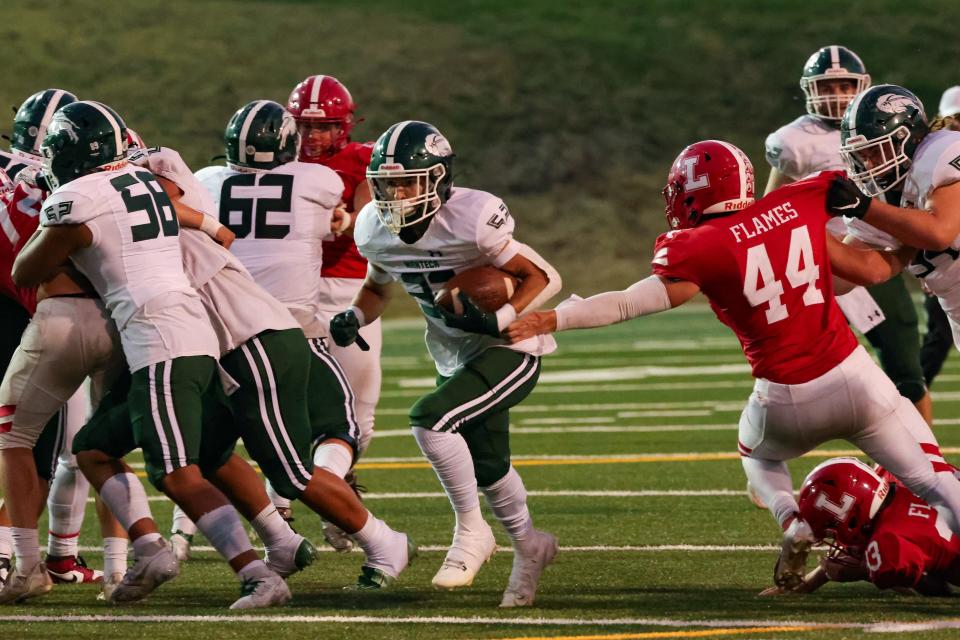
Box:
301;108;327;118
98;159;129;172
724;199;752;211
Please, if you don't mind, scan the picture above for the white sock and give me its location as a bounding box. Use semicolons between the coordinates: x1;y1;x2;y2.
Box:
102;536;128;576
171;504;198;536
264;480;291;512
250;505;297;550
47;463;89;557
195;505;254;565
352;510;404;576
100;472;154;532
131;532;162;557
313;443;353;479
481;466;533;549
412;427;486;532
12;527;40;572
0;526;12;559
237;558;272;582
741;457;797;528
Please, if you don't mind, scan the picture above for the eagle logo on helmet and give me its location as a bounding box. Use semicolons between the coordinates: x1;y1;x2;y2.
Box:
876;94;918;115
425;133;452;157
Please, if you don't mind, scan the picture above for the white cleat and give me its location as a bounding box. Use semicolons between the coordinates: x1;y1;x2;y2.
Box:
323;520;355;553
746;480;767;509
110;540;179;604
169;532;192;563
499;530;558;608
774;518;816;591
0;562;53;604
431;524;497;590
230;573;291;610
98;572;126;602
265;535;317;579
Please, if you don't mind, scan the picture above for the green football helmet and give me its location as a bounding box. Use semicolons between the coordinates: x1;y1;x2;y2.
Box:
225;100;299;171
800;46;870;121
11;88;78;158
840;84;929;196
39;100;128;190
366;120;454;234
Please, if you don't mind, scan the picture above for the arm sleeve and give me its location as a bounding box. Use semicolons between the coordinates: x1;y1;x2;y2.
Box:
869;533;926;590
554;275;671;331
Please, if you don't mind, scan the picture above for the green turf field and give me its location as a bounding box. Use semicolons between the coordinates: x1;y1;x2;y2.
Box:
6;306;960;639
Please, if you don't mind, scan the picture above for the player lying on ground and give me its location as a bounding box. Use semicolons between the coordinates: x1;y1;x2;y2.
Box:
759;457;960;597
505;139;960;591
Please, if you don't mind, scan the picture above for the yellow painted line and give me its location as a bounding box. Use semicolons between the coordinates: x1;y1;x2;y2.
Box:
495;625;822;640
131;446;960;476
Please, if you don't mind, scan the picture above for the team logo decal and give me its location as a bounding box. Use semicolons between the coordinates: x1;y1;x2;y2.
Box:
425;133;452;157
55;117;81;143
876;94;918;114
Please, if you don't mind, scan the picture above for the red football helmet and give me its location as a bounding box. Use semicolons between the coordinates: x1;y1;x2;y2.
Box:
126;127;146;151
286;75;356;162
661;140;755;230
797;457;890;549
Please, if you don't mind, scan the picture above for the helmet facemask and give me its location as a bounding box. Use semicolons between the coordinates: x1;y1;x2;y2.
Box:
368;163;447;234
801;73;871;121
840;125;913;196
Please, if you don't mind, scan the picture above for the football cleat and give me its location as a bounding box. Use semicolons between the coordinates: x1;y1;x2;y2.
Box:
432;523;497;590
110;539;179;604
98;571;125;602
230;573;291;610
0;557;10;587
265;535;316;579
322;520;354;553
0;562;53;604
46;555;103;584
774;518;816;590
347;535;418;591
746;481;767;510
499;530;558;608
169;531;193;563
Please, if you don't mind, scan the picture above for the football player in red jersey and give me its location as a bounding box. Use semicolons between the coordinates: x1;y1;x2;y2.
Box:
285;74;380;550
763;458;960;596
506;139;960;591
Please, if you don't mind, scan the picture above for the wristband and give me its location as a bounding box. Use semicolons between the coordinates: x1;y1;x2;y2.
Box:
495;303;518;331
348;305;367;327
199;215;224;238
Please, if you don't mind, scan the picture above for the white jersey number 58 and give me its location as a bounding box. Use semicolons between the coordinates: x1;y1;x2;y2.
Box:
743;225;824;324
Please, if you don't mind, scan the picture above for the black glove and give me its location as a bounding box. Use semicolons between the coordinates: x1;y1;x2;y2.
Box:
826;175;871;219
330;309;361;347
437;291;501;337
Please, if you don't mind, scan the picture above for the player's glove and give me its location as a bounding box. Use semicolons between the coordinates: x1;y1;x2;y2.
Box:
437;291;501;337
826;175;871;219
330;309;362;347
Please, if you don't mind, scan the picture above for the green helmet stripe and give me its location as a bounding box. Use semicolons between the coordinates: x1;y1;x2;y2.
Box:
238;100;270;164
86;101;124;157
384;120;413;162
829;45;839;68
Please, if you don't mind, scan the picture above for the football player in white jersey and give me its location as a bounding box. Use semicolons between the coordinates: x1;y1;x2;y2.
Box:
136;135;414;590
828;85;960;352
764;46;932;432
11;101;290;609
331;121;562;607
196;100;366;553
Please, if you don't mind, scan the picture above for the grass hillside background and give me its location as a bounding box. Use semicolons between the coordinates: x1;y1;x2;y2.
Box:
4;0;957;295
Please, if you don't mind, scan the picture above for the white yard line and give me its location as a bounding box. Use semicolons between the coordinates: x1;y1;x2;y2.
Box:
2;612;946;632
381;380;754;398
373;424;740;437
76;544;785;554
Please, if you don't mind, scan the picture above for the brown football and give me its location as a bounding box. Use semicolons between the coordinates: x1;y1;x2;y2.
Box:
434;266;520;314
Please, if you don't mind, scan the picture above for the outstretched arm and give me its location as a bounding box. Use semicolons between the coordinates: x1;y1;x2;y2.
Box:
504;275;698;343
826;234;915;287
